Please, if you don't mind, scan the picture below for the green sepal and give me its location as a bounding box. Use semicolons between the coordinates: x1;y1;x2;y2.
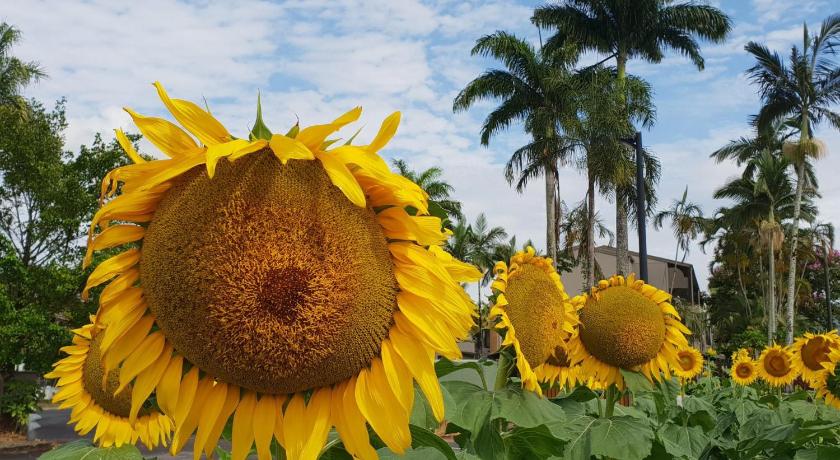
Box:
249;92;272;141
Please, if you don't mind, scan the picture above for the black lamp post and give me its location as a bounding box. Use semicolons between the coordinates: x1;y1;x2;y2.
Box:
620;131;648;282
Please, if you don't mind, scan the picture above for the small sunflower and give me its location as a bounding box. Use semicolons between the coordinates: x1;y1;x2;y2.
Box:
756;344;798;387
705;347;718;357
44;322;172;449
489;247;578;396
567;275;691;389
730;355;758;386
67;83;481;458
790;331;839;384
731;348;751;361
673;347;704;380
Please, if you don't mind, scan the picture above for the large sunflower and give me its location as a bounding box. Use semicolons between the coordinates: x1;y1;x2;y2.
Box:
756;344;798;387
815;347;840;409
71;83;481;459
789;331;838;385
489;247;578;395
44;322;172;449
730;355;758;386
568;275;691;389
673;346;703;380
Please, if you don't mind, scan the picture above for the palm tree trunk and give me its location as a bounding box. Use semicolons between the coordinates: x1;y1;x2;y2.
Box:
586;172;596;289
616;202;629;275
615;52;630;276
545;162;558;265
785;159;806;344
768;211;777;344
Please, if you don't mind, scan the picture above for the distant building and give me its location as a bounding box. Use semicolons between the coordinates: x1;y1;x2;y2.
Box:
561;245;701;303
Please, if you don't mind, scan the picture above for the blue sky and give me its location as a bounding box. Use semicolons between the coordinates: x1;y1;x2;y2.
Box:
5;0;839;293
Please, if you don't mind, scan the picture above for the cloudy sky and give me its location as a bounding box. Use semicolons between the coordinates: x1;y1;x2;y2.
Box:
5;0;839;293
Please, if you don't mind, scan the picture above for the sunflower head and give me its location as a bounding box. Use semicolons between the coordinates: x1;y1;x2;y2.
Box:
490;246;578;395
705;347;717;357
568;274;690;389
66;83;482;457
731;348;751;361
790;332;839;385
756;344;798;387
44;322;171;449
730;355;758;386
814;366;840;410
673;346;704;380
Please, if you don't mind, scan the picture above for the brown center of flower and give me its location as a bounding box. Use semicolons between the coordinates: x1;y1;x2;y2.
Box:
765;352;790;377
81;334;133;417
736;363;752;378
679;353;695;371
579;285;666;369
141;153;399;394
503;264;568;367
801;337;831;371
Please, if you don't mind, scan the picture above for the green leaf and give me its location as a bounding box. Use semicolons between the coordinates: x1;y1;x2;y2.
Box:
795;445;840;460
435;357;489;389
503;425;565;460
249;92;272;141
285;121;300;138
410;385;455;431
493;385;566;428
38;441;144;460
408;424;457;460
658;423;710;459
375;447;448;460
621;369;653;393
555;415;654;460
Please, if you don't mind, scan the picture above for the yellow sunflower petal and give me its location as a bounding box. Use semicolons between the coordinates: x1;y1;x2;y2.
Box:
115;129;144;164
253;394;277;460
315;151;366;207
153;81;231;146
124;108;201;157
231;391;257;460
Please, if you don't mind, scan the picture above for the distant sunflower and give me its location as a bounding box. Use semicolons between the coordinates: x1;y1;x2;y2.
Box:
790;332;838;384
731;348;751;361
757;345;798;387
568;275;691;389
673;347;704;380
489;247;578;395
69;83;481;459
730;355;758;386
705;347;718;357
44;322;171;449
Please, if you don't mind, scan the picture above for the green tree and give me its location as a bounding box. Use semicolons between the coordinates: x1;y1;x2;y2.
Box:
654;186;704;293
454;31;577;266
534;0;731;275
391;159;463;223
0;23;46;109
0;100;134;425
745;14;840;344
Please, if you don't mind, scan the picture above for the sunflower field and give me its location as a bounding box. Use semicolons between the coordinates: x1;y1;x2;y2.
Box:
33;84;840;460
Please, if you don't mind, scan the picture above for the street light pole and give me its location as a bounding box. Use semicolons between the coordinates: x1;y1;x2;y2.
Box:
634;131;648;282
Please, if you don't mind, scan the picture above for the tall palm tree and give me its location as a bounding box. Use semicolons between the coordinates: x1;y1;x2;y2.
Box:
468;214;507;358
0;23;46;109
533;0;731;275
391;159;463;223
559;200;614;291
565;66;655;287
454;31;578;266
714;152;816;343
745;15;840;344
654;186;704;294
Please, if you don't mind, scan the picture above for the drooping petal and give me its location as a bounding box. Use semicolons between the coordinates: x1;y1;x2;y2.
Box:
154;82;231;146
124;108;201;157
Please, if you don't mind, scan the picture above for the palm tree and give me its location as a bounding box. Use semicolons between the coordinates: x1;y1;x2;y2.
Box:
0;23;46;109
714;152;816;343
468;214;507;358
559;200;614;290
745;15;840;344
453;31;578;266
654;186;704;294
533;0;731;275
565;66;655;287
391;159;463;223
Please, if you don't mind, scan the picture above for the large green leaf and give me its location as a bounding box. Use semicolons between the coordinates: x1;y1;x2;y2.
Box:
411;385;456;431
493;385;566;428
435;357;490;389
658;423;710;459
795;446;840;459
503;425;565;460
376;447;448;460
408;424;457;460
555;415;654;460
621;370;653;393
38;441;144;460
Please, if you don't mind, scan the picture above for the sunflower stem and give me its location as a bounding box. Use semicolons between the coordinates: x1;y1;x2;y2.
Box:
494;351;514;391
604;385;619;418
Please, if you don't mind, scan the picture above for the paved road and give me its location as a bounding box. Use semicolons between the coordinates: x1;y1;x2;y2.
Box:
1;408;193;459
